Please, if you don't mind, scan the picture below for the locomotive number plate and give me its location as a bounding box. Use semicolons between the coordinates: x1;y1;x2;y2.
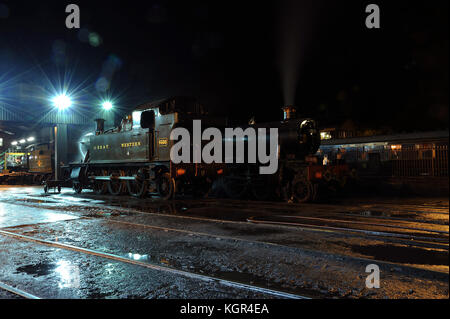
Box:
158;138;169;147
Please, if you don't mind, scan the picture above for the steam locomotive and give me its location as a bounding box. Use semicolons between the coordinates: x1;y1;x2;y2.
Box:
68;97;349;202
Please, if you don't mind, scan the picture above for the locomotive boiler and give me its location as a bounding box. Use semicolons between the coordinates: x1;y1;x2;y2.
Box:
68;97;334;202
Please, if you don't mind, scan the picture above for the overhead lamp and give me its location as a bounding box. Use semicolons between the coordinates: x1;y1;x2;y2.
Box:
52;94;72;110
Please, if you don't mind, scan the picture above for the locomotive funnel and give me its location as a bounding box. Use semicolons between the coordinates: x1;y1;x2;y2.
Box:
282;105;297;120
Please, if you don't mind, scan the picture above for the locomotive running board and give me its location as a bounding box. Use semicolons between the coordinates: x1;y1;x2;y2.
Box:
89;176;137;181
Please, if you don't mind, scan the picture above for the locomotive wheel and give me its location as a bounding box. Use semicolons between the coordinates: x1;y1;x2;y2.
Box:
108;172;124;196
73;183;82;194
292;178;312;203
339;175;348;188
250;176;272;201
91;170;107;195
323;169;332;182
222;175;248;199
127;175;148;198
156;173;176;200
193;178;211;198
328;179;339;193
175;179;186;197
311;182;319;202
93;181;107;195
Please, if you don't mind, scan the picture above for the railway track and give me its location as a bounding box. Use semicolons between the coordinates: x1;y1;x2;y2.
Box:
72;209;449;250
0;229;310;300
357;204;449;214
2;195;448;250
0;191;448;299
277;215;449;235
8;191;450;222
1;201;447;283
21;193;449;227
341;212;448;226
0;281;41;299
247;216;449;245
36;193;450;223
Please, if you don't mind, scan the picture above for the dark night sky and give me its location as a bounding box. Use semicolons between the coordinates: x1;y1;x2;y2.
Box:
0;0;448;131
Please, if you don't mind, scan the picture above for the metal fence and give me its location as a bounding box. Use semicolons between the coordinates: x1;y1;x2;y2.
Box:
320;143;448;178
391;144;448;177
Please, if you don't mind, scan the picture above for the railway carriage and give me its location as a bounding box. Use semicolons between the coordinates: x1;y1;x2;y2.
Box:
0;143;53;185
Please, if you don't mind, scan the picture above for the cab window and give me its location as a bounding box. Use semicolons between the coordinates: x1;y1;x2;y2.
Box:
140;110;155;129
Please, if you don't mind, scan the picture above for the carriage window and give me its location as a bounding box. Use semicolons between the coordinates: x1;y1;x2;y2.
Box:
140;110;155;129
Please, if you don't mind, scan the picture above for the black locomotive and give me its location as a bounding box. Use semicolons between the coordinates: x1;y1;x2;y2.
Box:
68;97;342;202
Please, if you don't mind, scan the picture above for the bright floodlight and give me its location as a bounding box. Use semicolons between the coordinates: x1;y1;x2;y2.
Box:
52;94;72;110
27;137;35;142
11;141;18;146
102;101;113;111
19;139;26;144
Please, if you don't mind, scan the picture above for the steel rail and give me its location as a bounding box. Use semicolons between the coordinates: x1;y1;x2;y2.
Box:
277;215;449;235
341;212;448;226
3;198;448;249
78;214;448;250
247;217;449;244
0;281;41;299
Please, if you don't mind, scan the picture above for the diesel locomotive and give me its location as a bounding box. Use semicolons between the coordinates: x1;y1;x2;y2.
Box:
68;97;348;202
1;143;54;185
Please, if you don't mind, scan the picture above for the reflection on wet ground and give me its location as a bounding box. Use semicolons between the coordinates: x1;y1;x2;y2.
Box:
15;262;55;277
126;253;149;261
350;245;449;266
0;236;270;299
69;193;450;224
0;203;79;228
14;260;80;289
0;186;448;299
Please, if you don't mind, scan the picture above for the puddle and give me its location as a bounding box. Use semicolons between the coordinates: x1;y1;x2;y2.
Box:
390;213;419;219
14;198;52;204
214;270;269;285
86;287;117;299
359;210;384;217
15;262;56;277
219;224;283;236
213;270;323;298
351;244;449;266
350;210;424;220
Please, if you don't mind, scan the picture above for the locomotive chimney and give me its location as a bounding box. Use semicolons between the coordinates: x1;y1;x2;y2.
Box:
282;106;297;121
95;118;105;134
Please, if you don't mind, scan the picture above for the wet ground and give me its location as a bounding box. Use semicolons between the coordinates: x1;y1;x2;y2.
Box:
0;185;448;299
